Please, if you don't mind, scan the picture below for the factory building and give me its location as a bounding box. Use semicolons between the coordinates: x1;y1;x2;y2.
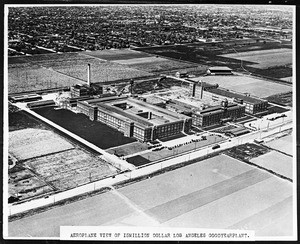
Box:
206;66;233;75
203;88;268;114
77;96;192;142
192;100;245;127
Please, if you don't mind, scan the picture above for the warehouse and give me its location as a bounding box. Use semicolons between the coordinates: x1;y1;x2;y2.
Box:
206;66;233;75
203;88;268;114
77;96;192;142
192;100;245;127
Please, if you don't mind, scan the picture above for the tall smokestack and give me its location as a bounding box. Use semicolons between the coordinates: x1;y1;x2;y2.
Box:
200;80;203;99
87;63;91;87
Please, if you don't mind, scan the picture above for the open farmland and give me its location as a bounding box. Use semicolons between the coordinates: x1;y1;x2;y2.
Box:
82;49;153;61
220;48;292;69
8;154;294;237
8;65;85;93
7;52;152;94
250;151;293;180
49;57;151;83
9;128;74;161
197;74;292;98
24;148;118;190
136;41;292;79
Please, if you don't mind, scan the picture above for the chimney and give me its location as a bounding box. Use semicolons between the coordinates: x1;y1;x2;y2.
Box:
148;112;152;120
200;81;203;99
87;63;91;87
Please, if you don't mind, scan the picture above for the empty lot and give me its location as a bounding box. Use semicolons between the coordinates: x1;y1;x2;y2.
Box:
8;154;294;238
265;134;293;156
220;48;292;69
250;150;293;180
199;75;292;98
9;128;74;161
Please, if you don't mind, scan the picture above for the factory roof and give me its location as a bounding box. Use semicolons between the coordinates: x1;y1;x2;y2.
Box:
208;66;232;71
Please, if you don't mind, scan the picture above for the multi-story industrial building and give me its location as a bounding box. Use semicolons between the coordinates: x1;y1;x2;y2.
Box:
77;95;192;142
192;101;245;127
203;88;268;114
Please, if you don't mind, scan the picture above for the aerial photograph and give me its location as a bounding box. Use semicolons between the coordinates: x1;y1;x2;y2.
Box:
3;3;296;241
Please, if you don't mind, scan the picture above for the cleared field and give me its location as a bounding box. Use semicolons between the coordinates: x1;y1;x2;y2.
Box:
7;52;151;93
137;42;292;79
49;57;151;83
9;128;74;161
24;148;118;190
113;56;167;65
8;53;84;65
199;75;292;98
250;151;293;180
8;65;84;93
220;48;292;69
8;154;294;237
82;49;152;61
265;134;293;155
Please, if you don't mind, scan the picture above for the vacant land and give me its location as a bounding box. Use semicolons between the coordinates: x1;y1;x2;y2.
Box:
82;49;153;61
198;75;292;98
220;48;292;69
7;51;151;93
8;65;84;93
47;57;151;83
137;41;292;79
24;148;118;190
9;128;74;161
8;154;294;237
265;134;293;156
33;107;136;149
250;151;293;180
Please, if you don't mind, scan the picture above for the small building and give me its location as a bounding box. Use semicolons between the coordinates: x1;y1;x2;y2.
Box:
70;84;90;98
175;71;189;78
9;94;42;103
207;66;233;75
